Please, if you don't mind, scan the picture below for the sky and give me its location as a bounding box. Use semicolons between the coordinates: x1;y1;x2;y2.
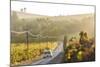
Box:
11;1;95;16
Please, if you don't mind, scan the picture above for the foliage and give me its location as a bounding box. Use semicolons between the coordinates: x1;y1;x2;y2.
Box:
11;42;57;65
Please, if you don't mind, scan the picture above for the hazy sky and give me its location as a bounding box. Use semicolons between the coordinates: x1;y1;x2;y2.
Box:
11;1;94;16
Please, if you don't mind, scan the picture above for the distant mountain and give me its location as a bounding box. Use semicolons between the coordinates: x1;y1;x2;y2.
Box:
11;11;94;19
11;11;95;42
11;11;48;19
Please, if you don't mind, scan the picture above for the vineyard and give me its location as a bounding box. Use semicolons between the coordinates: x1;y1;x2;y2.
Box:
10;11;95;65
11;42;57;65
64;31;95;62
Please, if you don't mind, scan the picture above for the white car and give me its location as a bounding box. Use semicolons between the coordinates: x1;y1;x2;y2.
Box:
42;49;53;58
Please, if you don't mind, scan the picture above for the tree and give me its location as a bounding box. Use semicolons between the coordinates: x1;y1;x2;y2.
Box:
63;35;68;62
23;8;26;12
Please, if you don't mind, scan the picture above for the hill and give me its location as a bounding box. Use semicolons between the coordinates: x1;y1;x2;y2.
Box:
11;11;95;42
